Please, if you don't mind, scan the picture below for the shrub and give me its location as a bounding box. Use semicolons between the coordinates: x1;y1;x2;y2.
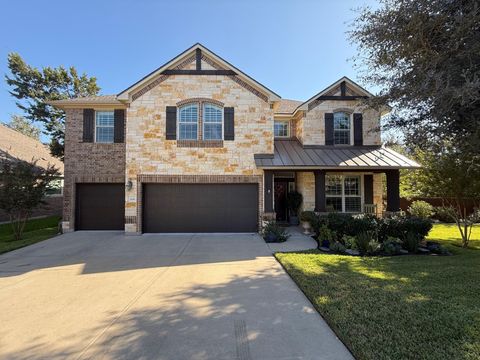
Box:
433;206;456;223
382;237;403;255
408;200;434;219
403;231;421;253
317;224;336;248
262;221;290;243
367;239;382;255
286;191;303;216
330;241;347;253
325;213;354;240
378;216;432;243
342;235;357;249
355;231;374;255
300;211;317;224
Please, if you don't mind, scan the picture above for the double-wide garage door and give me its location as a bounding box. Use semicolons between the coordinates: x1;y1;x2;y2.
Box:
75;184;125;230
143;183;258;233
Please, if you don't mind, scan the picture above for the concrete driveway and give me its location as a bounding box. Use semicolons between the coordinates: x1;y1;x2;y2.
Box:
0;232;353;360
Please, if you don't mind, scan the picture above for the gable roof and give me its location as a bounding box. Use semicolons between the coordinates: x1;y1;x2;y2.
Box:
0;124;64;173
116;43;281;102
276;99;303;114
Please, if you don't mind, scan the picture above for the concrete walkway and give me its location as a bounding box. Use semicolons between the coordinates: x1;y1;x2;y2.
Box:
0;232;352;360
266;226;318;253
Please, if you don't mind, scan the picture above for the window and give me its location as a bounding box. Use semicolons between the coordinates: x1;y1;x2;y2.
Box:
203;103;222;140
325;175;362;212
274;121;289;137
333;112;351;145
178;104;198;140
95;111;114;143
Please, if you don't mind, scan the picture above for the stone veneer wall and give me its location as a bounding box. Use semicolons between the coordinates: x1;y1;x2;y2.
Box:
62;109;126;231
373;173;384;215
296;172;315;213
300;100;381;146
125;74;274;233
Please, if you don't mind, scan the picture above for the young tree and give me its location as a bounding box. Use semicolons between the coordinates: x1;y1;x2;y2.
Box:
4;114;41;140
403;146;480;247
350;0;480;160
0;159;60;241
5;53;100;160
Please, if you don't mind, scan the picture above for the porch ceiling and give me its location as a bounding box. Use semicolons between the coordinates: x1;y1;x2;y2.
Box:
255;139;420;170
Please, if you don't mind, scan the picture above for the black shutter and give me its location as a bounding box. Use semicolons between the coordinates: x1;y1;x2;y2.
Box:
364;174;373;204
83;108;94;142
166;106;177;140
224;107;234;140
353;113;363;146
325;113;334;145
114;109;125;143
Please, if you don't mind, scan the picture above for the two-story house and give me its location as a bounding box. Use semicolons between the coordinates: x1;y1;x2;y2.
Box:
50;43;419;234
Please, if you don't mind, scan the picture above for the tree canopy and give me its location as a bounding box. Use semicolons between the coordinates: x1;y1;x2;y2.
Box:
4;114;41;140
350;0;480;160
5;53;100;160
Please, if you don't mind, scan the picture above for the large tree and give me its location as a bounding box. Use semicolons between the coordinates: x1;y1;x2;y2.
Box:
5;53;100;160
350;0;480;160
4;114;41;140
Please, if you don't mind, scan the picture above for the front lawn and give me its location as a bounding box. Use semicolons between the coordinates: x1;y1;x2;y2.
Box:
0;216;60;254
276;224;480;360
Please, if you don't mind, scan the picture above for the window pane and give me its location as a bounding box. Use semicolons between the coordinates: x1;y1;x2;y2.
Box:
179;104;198;123
325;175;342;195
333;112;350;145
203;104;222;123
274;121;289;137
344;176;360;195
204;123;222;140
96;111;114;126
345;197;361;212
179;123;197;140
96;127;114;143
326;197;342;212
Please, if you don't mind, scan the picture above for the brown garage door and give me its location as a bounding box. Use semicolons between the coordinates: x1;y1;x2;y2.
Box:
143;183;258;233
75;183;125;230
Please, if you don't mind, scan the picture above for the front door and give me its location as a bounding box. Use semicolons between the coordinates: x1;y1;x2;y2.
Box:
274;181;288;222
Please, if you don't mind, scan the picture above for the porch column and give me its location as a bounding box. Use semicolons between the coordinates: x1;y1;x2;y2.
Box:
314;170;326;212
264;170;274;213
386;169;400;212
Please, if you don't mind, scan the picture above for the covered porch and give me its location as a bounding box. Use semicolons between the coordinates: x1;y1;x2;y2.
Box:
256;139;420;220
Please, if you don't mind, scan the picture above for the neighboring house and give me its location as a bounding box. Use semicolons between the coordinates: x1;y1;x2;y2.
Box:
50;43;419;234
0;124;64;221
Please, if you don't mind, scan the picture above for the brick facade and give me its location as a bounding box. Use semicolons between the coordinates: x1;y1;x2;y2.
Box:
62;108;126;231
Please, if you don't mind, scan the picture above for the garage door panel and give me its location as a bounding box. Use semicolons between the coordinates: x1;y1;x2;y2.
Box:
76;184;125;230
143;184;258;233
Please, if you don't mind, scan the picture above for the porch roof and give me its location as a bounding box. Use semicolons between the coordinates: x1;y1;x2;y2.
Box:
255;139;420;170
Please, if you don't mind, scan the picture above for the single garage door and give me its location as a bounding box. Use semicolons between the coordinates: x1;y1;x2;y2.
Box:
75;183;125;230
143;183;258;233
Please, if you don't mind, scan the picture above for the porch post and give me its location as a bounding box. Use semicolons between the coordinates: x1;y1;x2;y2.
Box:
314;170;326;212
264;170;274;213
386;169;400;212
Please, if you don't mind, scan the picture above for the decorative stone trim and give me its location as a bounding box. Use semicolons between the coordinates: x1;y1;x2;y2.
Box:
201;54;224;70
131;55;196;101
135;174;263;233
177;140;224;148
177;98;224;107
125;216;136;224
228;75;269;103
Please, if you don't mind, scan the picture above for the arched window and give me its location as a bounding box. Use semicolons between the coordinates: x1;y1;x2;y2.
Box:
178;103;198;140
203;103;223;140
333;112;351;145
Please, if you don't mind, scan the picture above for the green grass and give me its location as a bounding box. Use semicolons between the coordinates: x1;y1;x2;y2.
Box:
0;216;60;254
276;224;480;360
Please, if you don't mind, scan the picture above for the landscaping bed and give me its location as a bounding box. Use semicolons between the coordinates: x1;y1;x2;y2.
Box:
276;224;480;360
0;216;61;254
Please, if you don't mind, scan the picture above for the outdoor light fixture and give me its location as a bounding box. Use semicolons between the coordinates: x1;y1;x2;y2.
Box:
126;179;133;191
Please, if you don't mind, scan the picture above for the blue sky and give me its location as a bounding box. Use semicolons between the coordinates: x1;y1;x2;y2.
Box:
0;0;377;139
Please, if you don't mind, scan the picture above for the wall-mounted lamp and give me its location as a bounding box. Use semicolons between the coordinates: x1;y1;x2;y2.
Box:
126;179;133;191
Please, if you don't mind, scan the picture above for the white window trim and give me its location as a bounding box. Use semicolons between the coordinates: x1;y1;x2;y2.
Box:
325;173;364;213
94;110;115;143
333;112;353;146
202;103;224;141
274;120;290;138
177;103;199;140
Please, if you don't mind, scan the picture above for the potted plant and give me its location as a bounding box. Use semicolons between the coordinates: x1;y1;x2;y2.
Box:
262;220;290;243
286;191;303;226
300;211;316;234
